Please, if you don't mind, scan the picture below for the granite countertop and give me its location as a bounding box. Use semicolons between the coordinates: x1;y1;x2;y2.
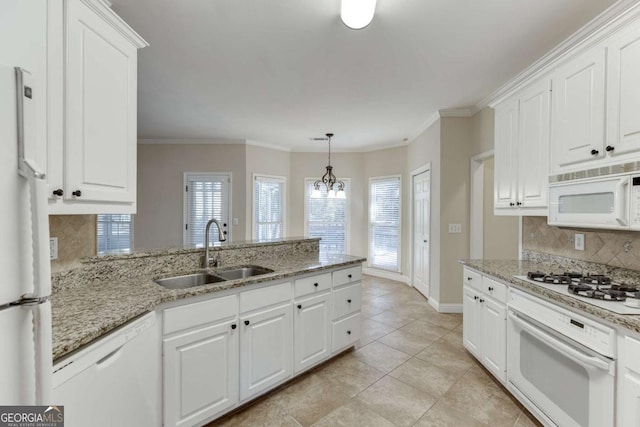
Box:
460;259;640;334
52;253;365;361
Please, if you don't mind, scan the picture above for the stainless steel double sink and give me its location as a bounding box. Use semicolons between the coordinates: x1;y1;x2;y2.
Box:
154;266;274;290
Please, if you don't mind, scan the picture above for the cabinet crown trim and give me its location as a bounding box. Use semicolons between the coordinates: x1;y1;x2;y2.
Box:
78;0;149;48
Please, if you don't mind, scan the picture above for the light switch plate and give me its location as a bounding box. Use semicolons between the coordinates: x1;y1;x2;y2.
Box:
448;224;462;234
575;233;585;251
232;218;239;226
50;237;58;260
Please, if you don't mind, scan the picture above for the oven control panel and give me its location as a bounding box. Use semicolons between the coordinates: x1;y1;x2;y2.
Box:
509;288;616;358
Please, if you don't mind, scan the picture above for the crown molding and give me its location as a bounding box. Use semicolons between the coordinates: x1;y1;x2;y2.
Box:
479;0;640;109
81;0;149;48
407;111;441;143
439;108;478;117
137;138;245;145
246;139;291;152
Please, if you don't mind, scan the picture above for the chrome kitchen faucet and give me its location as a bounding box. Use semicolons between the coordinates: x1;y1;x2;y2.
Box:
204;218;226;268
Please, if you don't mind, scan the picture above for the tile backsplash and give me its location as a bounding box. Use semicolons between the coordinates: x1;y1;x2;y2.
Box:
49;215;97;272
523;216;640;271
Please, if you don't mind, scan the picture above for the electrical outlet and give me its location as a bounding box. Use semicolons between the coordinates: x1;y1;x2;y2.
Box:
232;218;239;226
50;237;58;260
448;223;462;234
575;233;585;251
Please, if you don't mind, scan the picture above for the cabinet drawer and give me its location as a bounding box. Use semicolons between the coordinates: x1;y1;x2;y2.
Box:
164;294;237;335
482;277;507;303
333;266;362;288
332;313;361;353
332;283;362;319
623;335;640;372
463;267;482;291
294;273;332;299
240;282;292;313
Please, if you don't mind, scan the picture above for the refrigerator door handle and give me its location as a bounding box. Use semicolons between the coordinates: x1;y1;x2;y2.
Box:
29;301;52;405
28;177;51;298
16;67;45;180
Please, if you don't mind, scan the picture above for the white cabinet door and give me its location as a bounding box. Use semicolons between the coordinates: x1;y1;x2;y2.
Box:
462;285;481;358
518;79;550;208
163;319;239;427
294;292;331;373
552;48;606;171
618;335;640;427
480;297;506;383
494;97;519;210
65;0;138;204
607;25;640;158
240;304;293;401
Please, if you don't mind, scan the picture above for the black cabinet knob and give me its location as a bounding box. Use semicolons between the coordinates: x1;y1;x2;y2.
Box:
591;149;599;156
347;299;352;303
346;330;351;335
479;298;484;303
348;274;352;279
72;190;82;197
231;324;237;330
488;287;494;291
467;277;472;281
606;145;615;152
223;230;228;235
516;202;522;206
509;202;515;206
314;282;318;287
474;295;478;300
244;320;250;326
297;304;302;309
223;223;227;227
52;189;63;197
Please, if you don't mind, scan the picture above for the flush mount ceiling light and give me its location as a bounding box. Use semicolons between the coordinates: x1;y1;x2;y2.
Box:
312;133;346;199
341;0;377;30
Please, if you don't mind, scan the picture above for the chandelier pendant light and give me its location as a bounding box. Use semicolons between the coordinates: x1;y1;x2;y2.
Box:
312;133;346;199
341;0;377;30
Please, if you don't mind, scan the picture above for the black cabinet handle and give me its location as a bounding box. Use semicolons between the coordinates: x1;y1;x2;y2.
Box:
231;324;237;330
488;287;494;291
297;304;302;309
52;189;63;197
347;330;351;335
244;320;250;326
72;190;82;197
606;145;615;152
591;149;599;156
347;299;352;303
313;282;319;287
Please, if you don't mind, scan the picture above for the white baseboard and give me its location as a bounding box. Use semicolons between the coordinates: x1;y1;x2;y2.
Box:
363;268;410;285
428;298;463;313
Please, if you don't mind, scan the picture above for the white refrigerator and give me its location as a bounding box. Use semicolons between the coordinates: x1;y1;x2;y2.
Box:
0;64;53;405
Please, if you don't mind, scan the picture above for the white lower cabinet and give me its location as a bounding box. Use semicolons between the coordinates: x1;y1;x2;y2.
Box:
239;302;293;401
294;292;331;373
462;268;507;383
617;334;640;426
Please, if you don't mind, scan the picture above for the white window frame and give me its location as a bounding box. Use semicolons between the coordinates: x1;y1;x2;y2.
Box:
252;173;287;240
368;174;402;272
183;172;232;246
304;177;351;255
97;214;134;255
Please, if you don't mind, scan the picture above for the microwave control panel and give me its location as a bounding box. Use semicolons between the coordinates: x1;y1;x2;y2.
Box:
631;175;640;230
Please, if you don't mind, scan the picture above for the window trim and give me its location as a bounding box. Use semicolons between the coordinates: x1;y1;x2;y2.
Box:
368;174;402;272
182;172;232;246
96;214;134;255
252;173;287;240
303;177;351;255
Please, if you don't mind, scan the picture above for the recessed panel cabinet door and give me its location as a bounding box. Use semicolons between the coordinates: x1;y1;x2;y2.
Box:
294;293;331;373
65;0;137;203
480;297;507;383
493;97;518;209
462;286;481;358
240;304;293;401
607;25;640;157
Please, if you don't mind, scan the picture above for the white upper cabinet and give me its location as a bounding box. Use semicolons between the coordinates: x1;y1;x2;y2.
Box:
606;24;640;158
48;0;147;214
551;48;606;171
494;78;550;215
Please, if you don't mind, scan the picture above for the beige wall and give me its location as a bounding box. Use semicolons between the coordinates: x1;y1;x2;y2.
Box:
136;142;247;249
245;144;291;238
470;107;495;156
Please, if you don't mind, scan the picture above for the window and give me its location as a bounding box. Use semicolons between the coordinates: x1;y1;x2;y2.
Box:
253;174;285;240
369;175;401;271
304;178;349;255
97;214;132;255
184;173;231;247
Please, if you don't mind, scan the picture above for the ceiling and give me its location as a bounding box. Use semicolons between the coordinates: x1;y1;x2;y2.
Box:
112;0;617;152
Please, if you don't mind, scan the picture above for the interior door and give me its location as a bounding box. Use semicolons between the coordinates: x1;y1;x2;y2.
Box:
413;170;430;298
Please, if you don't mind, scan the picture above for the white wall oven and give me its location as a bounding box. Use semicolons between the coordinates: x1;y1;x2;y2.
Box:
548;171;640;230
507;289;616;427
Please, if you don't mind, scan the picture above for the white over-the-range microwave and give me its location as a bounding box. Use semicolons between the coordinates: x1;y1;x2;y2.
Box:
548;168;640;230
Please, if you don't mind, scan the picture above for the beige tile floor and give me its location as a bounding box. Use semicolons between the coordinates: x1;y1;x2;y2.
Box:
211;275;542;427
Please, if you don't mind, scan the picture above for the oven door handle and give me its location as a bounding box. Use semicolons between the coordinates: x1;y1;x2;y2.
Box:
508;311;610;371
615;176;629;226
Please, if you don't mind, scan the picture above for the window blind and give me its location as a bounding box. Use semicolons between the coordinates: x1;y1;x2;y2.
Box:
254;175;285;240
97;214;132;255
369;176;401;271
304;179;348;255
185;174;230;247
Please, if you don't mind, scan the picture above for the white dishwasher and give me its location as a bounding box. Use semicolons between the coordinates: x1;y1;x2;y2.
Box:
53;312;160;427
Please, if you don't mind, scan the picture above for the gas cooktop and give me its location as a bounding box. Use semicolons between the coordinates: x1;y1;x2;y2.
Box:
514;271;640;315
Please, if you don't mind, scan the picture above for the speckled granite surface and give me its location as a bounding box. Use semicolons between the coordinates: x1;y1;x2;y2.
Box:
460;253;640;334
51;237;365;361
